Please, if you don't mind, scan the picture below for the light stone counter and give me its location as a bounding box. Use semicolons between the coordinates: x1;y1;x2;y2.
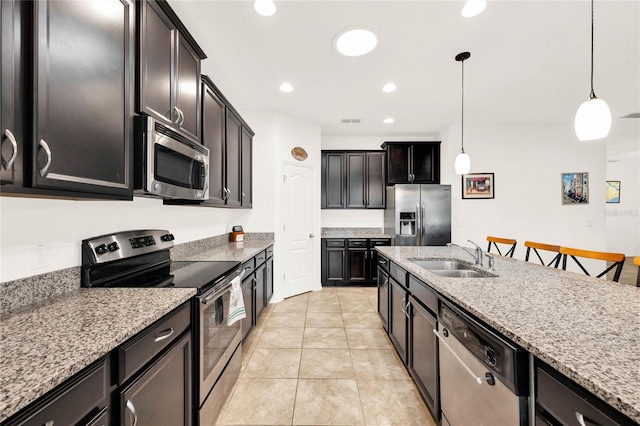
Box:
321;227;393;239
0;287;196;422
171;240;274;263
376;245;640;423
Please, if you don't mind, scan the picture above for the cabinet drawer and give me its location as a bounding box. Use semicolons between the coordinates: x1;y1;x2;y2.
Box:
255;250;266;266
241;259;255;276
119;302;191;383
325;239;346;248
408;275;437;314
389;262;407;288
266;246;273;258
9;358;107;426
348;239;368;247
369;238;391;247
537;367;623;426
377;254;390;273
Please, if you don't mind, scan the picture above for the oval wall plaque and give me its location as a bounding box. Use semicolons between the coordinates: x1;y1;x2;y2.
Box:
291;147;308;161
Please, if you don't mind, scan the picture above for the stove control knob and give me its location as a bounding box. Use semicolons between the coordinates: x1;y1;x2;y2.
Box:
107;242;119;252
95;244;108;255
161;234;175;242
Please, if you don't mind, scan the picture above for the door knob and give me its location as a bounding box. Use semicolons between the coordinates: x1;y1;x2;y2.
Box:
309;234;314;238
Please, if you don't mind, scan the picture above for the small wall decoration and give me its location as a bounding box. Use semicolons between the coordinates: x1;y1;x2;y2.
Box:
606;180;620;203
291;146;308;161
561;172;589;205
462;173;494;199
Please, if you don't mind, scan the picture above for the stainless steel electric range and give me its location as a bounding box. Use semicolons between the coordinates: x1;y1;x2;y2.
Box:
81;229;243;426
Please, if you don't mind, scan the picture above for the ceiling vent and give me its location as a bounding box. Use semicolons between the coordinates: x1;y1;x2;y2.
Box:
621;112;640;119
341;118;361;124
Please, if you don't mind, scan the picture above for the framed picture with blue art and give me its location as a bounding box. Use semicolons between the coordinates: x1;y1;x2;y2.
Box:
561;172;588;205
606;180;620;203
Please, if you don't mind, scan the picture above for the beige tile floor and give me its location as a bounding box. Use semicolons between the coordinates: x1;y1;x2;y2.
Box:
214;287;437;426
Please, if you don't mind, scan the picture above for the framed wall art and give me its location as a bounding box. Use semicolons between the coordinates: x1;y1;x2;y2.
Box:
606;180;620;203
462;173;494;199
561;172;589;205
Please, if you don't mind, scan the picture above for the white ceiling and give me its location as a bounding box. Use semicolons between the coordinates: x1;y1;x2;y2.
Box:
169;0;640;139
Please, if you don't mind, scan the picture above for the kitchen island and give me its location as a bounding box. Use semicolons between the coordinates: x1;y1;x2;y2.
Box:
376;245;640;423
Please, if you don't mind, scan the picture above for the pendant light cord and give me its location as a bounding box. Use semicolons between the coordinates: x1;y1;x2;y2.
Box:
461;58;465;153
590;0;595;98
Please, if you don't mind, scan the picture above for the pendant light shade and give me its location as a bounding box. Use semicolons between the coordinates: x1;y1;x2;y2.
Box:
455;52;471;175
575;0;611;141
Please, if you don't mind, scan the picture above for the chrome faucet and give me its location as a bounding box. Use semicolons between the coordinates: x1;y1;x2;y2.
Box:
467;240;484;267
447;241;482;266
485;252;495;271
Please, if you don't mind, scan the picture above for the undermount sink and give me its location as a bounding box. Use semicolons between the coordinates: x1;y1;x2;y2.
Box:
410;259;495;278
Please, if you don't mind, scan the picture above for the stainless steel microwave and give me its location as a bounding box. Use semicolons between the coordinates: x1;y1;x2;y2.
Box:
134;116;209;200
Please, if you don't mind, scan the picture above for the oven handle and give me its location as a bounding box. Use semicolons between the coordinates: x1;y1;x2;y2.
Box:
199;269;246;304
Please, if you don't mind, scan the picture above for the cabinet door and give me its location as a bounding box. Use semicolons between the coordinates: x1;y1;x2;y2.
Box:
1;0;22;186
241;275;254;340
385;144;410;184
121;333;192;426
32;0;132;197
388;278;408;363
175;34;200;142
321;152;345;208
322;247;346;285
241;126;253;208
346;152;366;208
202;81;225;205
255;263;266;320
408;297;439;418
138;0;174;126
377;268;389;331
365;152;386;208
411;143;440;184
265;255;273;303
225;109;242;206
347;247;368;283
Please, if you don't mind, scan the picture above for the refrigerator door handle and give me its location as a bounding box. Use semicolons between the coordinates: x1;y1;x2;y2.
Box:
416;201;421;245
421;201;426;246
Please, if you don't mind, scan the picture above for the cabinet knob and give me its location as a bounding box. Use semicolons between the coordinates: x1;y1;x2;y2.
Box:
309;234;315;238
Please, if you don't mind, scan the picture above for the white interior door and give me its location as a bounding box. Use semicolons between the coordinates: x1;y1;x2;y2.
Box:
281;163;316;298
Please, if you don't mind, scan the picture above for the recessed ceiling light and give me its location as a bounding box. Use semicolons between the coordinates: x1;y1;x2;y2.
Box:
279;82;294;93
383;118;395;124
254;0;276;17
382;83;397;93
334;27;378;57
461;0;486;17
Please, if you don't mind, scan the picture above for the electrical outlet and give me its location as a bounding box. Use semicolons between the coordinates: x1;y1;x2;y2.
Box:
31;245;47;270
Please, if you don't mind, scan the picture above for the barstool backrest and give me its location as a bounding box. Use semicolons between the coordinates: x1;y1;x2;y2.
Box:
559;247;626;282
524;241;561;268
486;236;517;258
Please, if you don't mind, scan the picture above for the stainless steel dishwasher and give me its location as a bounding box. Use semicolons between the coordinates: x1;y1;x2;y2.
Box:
435;301;529;426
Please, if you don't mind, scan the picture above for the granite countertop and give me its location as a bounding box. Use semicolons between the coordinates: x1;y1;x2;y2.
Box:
0;287;196;422
321;227;393;239
376;246;640;423
172;240;274;262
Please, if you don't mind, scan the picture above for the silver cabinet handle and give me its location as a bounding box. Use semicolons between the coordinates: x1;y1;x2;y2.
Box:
242;192;246;198
433;329;488;385
38;139;52;177
400;296;406;315
171;106;180;124
154;327;174;342
126;399;138;426
177;108;185;127
44;421;54;426
575;412;600;426
2;129;18;171
405;300;411;318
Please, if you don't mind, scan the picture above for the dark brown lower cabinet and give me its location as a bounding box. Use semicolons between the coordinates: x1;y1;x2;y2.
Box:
121;332;192;426
346;247;368;283
377;267;390;331
241;274;253;341
321;238;391;286
388;277;408;363
408;295;439;419
255;263;266;319
265;254;274;304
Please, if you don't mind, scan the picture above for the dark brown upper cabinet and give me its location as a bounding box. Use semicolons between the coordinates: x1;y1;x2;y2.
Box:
137;0;206;144
1;0;134;199
166;76;253;208
381;142;441;185
322;150;385;209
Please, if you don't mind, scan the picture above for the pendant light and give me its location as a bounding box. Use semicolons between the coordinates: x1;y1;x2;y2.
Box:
574;0;611;141
454;52;471;175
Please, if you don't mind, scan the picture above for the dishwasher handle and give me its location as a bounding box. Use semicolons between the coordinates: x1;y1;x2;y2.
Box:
434;328;494;386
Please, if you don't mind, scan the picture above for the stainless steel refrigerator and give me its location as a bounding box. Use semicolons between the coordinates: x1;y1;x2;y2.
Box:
384;184;451;246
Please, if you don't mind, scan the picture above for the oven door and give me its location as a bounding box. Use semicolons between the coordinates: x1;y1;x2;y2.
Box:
197;282;242;406
147;129;209;200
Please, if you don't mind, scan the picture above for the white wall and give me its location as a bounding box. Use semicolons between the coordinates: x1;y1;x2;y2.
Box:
606;148;640;256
